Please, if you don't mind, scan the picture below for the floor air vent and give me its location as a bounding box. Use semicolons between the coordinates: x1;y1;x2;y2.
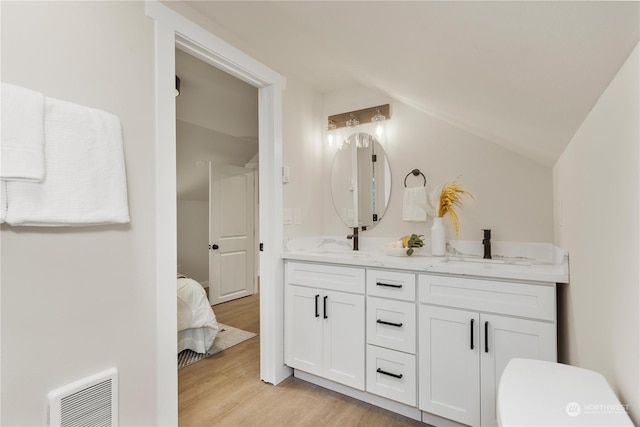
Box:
48;368;118;427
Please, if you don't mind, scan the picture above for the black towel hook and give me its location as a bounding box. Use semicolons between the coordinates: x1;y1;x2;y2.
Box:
404;169;426;187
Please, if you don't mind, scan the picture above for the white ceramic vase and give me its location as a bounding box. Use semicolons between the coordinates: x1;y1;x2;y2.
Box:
431;217;446;256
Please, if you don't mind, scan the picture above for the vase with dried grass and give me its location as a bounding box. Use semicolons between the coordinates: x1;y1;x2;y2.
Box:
428;181;474;256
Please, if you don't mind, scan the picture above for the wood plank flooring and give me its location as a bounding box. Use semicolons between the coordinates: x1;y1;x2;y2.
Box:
178;291;426;427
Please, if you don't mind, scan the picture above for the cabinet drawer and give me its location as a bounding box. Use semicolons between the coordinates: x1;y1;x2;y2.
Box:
286;261;365;294
367;297;416;354
419;274;555;321
366;345;416;406
366;269;416;301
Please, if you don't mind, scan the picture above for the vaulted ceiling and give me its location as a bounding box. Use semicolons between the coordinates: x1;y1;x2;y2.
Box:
182;1;639;167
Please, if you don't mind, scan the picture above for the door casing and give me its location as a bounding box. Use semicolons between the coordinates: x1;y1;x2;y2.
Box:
146;2;290;425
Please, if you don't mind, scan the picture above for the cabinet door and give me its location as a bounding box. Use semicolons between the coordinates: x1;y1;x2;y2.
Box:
284;285;323;376
480;314;557;427
323;290;365;390
419;305;480;426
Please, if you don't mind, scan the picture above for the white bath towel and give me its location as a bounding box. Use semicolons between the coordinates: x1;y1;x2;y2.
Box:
402;186;427;222
1;83;46;182
5;97;130;226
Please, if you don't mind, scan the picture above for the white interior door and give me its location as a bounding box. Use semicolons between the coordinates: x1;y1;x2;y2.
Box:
209;164;256;305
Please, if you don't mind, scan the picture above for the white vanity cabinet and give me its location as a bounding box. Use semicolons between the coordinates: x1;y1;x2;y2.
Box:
282;250;564;427
365;269;417;406
284;261;366;390
418;274;557;427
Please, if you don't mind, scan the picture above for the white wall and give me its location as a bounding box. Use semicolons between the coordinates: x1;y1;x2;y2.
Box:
322;85;554;243
553;43;639;423
282;79;325;238
1;2;158;425
177;200;209;283
176;119;258;201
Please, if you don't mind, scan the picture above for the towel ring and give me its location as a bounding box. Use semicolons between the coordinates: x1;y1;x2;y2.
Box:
404;169;426;187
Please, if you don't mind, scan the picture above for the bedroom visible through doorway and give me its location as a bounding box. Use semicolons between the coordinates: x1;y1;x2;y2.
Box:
175;47;260;388
175;47;259;306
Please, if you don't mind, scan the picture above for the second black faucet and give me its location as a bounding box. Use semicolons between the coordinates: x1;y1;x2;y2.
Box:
483;229;492;259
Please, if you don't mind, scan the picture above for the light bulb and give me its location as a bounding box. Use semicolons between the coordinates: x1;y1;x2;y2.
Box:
326;120;338;147
371;110;386;141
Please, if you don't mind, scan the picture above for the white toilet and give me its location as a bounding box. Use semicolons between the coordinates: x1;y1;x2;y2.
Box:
497;358;633;426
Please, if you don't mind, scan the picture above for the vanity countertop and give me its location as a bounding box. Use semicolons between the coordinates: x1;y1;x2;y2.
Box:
282;237;569;284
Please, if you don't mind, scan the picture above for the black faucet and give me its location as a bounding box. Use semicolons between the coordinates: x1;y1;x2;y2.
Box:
482;229;492;259
347;227;359;251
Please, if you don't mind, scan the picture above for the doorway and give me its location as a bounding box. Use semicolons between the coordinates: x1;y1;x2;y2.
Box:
175;48;258;305
147;2;289;423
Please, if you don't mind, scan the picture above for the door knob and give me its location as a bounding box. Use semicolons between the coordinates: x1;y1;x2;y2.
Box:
209;244;219;250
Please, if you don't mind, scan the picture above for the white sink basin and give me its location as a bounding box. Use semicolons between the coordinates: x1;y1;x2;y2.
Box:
443;256;533;267
314;248;372;259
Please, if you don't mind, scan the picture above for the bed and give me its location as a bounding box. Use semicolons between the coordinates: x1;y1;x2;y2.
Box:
177;274;219;354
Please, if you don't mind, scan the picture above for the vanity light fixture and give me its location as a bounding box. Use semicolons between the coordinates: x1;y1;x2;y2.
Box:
326;104;390;148
175;75;181;97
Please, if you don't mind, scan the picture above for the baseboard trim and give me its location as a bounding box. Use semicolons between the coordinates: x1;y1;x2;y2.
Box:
294;370;422;421
421;411;467;427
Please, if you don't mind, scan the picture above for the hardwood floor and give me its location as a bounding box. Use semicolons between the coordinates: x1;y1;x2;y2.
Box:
178;291;426;427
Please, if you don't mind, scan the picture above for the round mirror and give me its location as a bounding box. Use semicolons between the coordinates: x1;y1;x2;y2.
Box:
330;132;392;229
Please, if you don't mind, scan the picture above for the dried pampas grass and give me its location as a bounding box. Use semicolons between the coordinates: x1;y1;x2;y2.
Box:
430;181;474;238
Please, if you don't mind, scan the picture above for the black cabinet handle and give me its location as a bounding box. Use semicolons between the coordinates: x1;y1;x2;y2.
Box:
315;294;320;318
376;319;403;328
470;319;475;350
485;321;489;353
377;368;403;379
376;282;402;288
323;295;328;319
209;244;219;250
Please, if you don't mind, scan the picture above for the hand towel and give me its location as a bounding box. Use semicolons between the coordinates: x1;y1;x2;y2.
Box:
1;83;45;181
402;186;427;222
5;97;130;226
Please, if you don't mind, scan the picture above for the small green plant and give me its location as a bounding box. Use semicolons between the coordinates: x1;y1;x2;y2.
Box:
401;234;424;256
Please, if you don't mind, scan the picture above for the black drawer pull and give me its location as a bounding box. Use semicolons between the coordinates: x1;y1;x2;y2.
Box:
323;295;328;319
485;321;489;353
377;368;403;379
315;294;320;318
376;319;403;328
376;282;403;288
470;318;475;350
